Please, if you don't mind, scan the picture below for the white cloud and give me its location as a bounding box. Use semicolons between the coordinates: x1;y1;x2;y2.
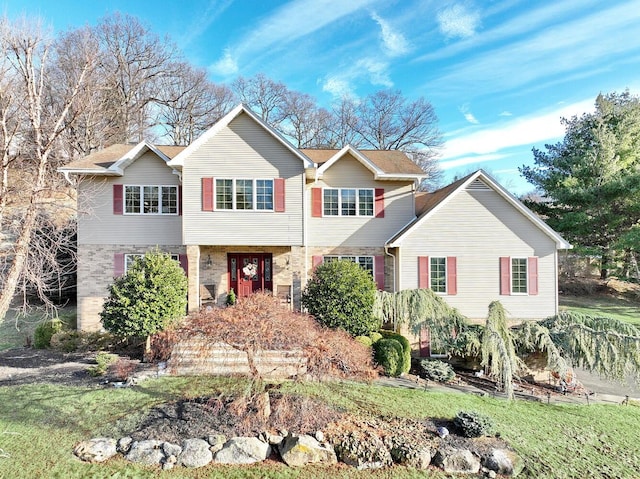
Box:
437;4;481;39
210;48;238;76
179;0;233;48
459;104;479;124
371;12;409;57
356;58;393;87
440;153;507;170
499;111;513;117
322;77;355;98
441;98;595;161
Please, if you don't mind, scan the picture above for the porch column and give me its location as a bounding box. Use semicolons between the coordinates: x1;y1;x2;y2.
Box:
187;245;200;312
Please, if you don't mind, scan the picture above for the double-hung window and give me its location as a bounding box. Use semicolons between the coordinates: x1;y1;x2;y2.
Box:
511;258;528;294
123;253;179;273
124;185;178;215
215;178;273;211
323;188;374;217
323;255;374;276
430;257;447;293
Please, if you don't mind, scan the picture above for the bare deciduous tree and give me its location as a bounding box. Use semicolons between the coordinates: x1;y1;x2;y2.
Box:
232;73;288;124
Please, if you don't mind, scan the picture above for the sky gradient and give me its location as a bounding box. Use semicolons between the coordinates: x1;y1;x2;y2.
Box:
4;0;640;193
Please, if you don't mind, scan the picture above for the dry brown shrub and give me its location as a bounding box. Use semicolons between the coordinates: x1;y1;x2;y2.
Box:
108;357;137;381
269;393;343;434
152;292;377;381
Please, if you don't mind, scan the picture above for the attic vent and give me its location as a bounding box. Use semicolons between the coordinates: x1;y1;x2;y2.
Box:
466;179;491;191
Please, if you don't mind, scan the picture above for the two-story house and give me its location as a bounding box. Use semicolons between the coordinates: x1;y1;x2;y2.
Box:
59;104;570;348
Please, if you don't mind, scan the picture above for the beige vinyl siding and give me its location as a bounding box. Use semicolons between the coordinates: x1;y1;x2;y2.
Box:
183;112;304;246
308;154;415;246
400;189;559;321
77;152;182;245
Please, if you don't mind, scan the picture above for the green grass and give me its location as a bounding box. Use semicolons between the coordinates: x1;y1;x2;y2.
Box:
560;295;640;325
1;377;639;479
0;307;76;351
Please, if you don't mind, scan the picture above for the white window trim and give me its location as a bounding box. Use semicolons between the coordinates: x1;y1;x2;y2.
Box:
214;178;275;212
322;187;374;217
323;255;375;276
429;256;448;295
124;253;179;273
510;257;529;295
123;184;179;216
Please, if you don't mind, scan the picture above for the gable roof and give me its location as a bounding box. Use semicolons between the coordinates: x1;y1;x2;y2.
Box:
387;170;571;249
304;145;426;181
167;103;315;169
58;142;183;177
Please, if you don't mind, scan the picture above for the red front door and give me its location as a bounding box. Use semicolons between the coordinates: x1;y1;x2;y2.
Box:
228;254;273;298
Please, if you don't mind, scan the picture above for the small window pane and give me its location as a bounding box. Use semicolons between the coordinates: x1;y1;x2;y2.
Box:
143;186;159;214
256;179;273;210
230;257;237;281
512;258;528;293
236;179;253;210
161;186;177;214
358;256;374;276
358;190;374;216
430;257;447;293
125;186;140;213
264;257;271;281
124;254;143;272
323;189;338;216
341;189;356;216
216;179;233;209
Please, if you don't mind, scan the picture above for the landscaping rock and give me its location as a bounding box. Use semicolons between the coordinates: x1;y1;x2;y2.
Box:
162;441;182;458
279;434;337;467
125;439;165;465
116;436;133;454
390;442;432;469
213;437;272;464
334;431;392;470
178;438;213;468
207;433;227;453
433;446;480;474
73;437;117;463
483;448;524;477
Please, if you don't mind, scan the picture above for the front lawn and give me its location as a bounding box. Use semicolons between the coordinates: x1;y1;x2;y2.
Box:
560;295;640;325
0;377;638;478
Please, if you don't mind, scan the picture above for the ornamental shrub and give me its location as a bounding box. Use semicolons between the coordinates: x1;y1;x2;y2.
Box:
301;259;379;337
380;330;411;374
355;335;373;347
34;319;64;349
373;338;403;377
369;332;383;344
419;359;456;382
100;250;188;355
454;410;494;438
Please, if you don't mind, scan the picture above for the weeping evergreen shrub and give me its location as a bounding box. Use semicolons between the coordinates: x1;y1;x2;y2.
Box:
380;330;411;374
454;410;494;437
373;338;404;377
419;359;455;382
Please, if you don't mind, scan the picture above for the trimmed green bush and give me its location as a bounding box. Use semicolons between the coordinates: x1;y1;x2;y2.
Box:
33;319;64;349
454;410;494;438
50;330;113;353
87;352;118;377
369;332;383;344
373;338;404;377
380;330;411;374
419;359;455;382
355;335;373;347
301;259;379;336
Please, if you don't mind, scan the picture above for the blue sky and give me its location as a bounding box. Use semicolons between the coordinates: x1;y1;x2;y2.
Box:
4;0;640;193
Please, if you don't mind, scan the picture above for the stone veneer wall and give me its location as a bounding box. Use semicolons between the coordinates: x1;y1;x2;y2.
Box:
77;243;186;331
305;246;392;293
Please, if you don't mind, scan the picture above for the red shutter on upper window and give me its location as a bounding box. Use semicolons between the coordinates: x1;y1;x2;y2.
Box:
178;185;183;216
179;254;188;277
274;178;285;212
114;253;125;277
447;256;457;295
113;185;123;215
418;256;429;289
528;256;538;295
500;257;511;295
312;255;323;270
312;188;322;217
202;177;214;211
375;188;385;218
374;256;385;290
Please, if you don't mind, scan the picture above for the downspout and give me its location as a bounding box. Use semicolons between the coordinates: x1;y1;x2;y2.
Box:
384;245;396;293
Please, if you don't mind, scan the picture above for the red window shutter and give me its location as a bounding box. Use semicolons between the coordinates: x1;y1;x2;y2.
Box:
447;256;457;295
113;185;123;215
419;327;431;358
418;256;429;289
178;185;183;216
312;255;323;270
114;253;125;277
179;254;188;277
500;257;511;295
274;178;285;212
374;255;385;290
528;256;538;295
202;177;214;211
375;188;385;218
312;188;322;217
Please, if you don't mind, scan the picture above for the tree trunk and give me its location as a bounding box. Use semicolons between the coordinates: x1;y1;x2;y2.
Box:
600;252;609;280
